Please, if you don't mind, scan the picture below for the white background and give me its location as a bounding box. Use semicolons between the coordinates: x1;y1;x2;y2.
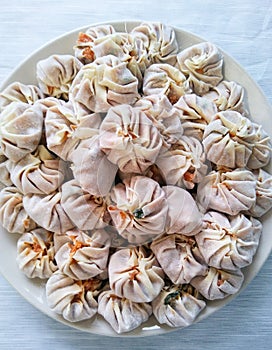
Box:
0;0;272;349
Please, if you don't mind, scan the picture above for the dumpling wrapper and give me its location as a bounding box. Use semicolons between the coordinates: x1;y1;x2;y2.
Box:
69;55;139;114
108;176;168;244
0;81;44;111
46;270;102;322
7;145;65;195
152;284;206;328
70;135;118;197
74;24;115;64
195;211;262;270
98;290;152;334
54;228;111;280
197;167;256;215
23;190;74;233
0;102;44;162
36;54;83;100
163;185;203;236
191;266;244;300
0;186;36;233
156;136;208;190
16;228;57;279
108;246;165;303
151;233;207;284
99;104;163;174
142;63;190;104
177;42;223;95
61;179;110;230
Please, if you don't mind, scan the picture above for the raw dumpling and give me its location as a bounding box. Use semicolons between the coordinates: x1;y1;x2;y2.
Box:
245;169;272;218
151;233;207;284
0;148;12;189
99;104;163;174
197;167;256;215
203;110;271;169
163;186;203;236
195;211;262;270
61;179;110;230
156;136;208;189
16;228;57;278
36;54;83;100
98;290;152;334
70;136;118;197
134;94;183;145
130;22;178;66
0;81;43;111
23;190;74;232
74;24;115;64
54;228;111;280
45;99;102;160
0;186;36;233
108;176;168;244
142;63;189;104
203;80;248;115
6;145;65;195
191;266;244;300
152;283;206;328
173;93;217;140
0;102;44;162
177;42;223;95
69;55;139;114
46;270;103;322
108;246;165;302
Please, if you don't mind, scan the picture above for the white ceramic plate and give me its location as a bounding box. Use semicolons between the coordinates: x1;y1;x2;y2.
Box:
0;21;272;337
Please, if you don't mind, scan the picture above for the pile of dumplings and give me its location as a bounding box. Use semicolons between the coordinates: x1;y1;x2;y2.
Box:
0;22;272;334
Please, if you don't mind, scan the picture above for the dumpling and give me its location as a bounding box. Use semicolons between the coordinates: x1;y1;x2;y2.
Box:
46;270;103;322
89;32;148;84
246;122;271;169
203;110;271;169
69;55;139;114
195;211;262;270
108;246;165;302
130;22;178;65
134;94;183;145
74;24;115;64
0;148;12;189
163;186;203;236
6;145;65;195
173;93;217;140
23;190;74;232
203;80;248;115
16;228;57;278
245;169;272;218
36;54;83;100
0;186;36;233
98;290;152;334
61;179;110;230
0;81;43;111
191;266;244;300
197;167;256;215
177;42;223;95
0;102;44;162
156;136;208;189
54;228;111;280
151;233;207;284
108;176;168;244
142;63;189;104
70;136;118;197
45;99;101;160
99;104;162;174
152;283;206;328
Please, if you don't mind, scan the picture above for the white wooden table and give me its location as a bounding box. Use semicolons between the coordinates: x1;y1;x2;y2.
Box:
0;0;272;349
